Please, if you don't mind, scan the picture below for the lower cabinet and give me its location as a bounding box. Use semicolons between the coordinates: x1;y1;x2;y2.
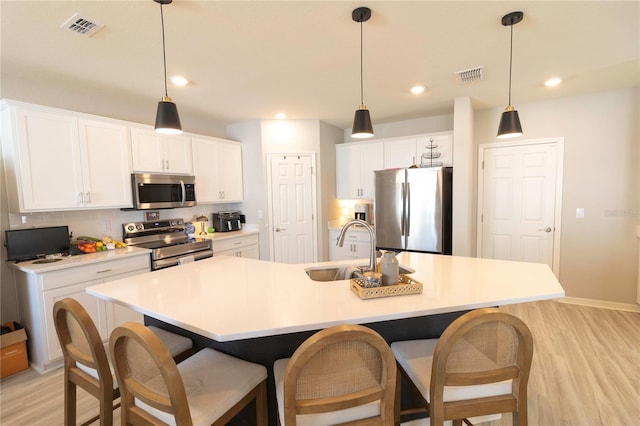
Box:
328;228;373;261
212;233;259;259
14;254;150;373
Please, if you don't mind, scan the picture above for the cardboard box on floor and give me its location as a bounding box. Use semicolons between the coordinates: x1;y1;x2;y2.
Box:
1;322;28;378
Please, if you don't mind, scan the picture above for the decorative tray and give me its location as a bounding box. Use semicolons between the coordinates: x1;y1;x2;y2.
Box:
350;274;423;299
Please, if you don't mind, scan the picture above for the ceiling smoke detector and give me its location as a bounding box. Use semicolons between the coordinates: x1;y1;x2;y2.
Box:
61;13;104;37
455;66;485;83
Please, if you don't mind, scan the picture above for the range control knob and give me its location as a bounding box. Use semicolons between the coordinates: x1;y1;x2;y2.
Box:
126;225;135;232
136;224;143;230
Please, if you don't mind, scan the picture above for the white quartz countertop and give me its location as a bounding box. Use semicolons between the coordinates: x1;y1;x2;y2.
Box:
7;246;151;274
87;252;564;342
201;229;259;241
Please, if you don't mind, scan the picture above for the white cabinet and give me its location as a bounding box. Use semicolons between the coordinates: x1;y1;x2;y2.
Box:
328;228;373;261
415;132;453;167
192;137;244;203
212;233;259;259
13;254;150;373
383;137;419;169
336;142;383;200
0;103;132;211
130;127;193;174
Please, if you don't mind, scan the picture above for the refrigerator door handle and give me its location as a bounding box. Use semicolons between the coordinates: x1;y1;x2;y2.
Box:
401;182;406;237
405;182;411;237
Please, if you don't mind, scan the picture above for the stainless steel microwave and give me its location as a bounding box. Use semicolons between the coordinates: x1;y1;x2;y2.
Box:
131;174;196;210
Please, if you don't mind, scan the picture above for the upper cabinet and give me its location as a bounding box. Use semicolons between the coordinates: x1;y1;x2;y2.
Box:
383;132;454;169
336;141;383;200
130;127;193;174
192;136;243;203
1;102;132;212
383;137;419;169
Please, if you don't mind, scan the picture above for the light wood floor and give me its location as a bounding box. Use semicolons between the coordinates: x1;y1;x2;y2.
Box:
1;300;638;425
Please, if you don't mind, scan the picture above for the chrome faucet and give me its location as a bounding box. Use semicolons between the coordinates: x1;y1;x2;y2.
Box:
336;219;376;272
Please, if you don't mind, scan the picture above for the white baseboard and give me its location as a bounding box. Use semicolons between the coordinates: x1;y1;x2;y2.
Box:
557;296;640;313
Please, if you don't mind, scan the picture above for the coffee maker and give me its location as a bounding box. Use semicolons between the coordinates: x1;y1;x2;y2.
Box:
354;203;372;225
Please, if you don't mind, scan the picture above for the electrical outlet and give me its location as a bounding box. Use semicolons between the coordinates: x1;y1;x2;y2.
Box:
576;208;585;219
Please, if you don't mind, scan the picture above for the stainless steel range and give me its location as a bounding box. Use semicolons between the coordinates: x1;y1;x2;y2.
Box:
123;218;213;270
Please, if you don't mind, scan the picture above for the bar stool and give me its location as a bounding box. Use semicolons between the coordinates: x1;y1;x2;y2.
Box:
110;322;268;425
53;297;193;426
273;324;397;425
391;308;534;426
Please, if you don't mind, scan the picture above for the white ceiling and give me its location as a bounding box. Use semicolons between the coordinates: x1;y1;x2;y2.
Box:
1;1;638;130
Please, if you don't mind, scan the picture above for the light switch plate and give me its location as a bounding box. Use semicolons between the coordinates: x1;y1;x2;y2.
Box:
576;208;585;219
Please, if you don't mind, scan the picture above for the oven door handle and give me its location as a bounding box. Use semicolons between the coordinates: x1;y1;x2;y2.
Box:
152;249;214;270
179;180;185;206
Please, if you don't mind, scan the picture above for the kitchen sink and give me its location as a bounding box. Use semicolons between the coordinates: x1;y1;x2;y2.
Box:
305;264;415;282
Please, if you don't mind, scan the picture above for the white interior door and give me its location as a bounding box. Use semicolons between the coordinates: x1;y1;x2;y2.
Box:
268;154;316;263
478;139;563;275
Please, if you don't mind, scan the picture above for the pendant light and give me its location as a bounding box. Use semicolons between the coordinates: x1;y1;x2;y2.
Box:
153;0;182;134
497;11;524;139
351;7;374;139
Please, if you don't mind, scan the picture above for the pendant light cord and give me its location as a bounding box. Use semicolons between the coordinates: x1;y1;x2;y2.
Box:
508;22;513;106
359;17;364;106
160;3;168;98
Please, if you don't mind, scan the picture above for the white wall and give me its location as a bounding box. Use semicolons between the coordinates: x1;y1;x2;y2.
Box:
227;119;343;262
475;87;640;304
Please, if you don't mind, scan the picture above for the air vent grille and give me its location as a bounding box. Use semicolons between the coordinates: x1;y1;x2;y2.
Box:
61;13;104;37
455;66;485;83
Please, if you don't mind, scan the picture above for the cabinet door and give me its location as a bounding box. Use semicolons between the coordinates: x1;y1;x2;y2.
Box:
192;137;221;203
131;127;164;172
217;141;243;202
383;138;417;169
239;244;259;259
14;108;84;210
336;144;361;199
193;137;243;203
43;280;107;362
78;119;133;208
359;142;383;200
164;134;193;174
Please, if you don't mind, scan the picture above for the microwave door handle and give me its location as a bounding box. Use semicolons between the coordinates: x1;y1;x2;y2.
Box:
179;180;185;206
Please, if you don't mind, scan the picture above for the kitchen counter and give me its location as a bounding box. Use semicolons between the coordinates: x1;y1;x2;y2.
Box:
7;246;151;274
87;252;564;342
201;228;259;241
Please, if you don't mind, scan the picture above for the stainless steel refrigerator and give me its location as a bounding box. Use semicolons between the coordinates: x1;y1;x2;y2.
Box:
374;167;452;254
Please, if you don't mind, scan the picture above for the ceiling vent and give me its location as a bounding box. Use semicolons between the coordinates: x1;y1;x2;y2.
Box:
60;13;104;37
455;66;485;83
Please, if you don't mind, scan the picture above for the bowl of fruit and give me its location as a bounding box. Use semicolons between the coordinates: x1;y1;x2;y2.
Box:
72;236;126;254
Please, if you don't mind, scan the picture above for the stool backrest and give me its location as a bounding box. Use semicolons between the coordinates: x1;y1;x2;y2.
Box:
283;324;396;425
110;322;192;425
53;298;114;395
430;308;534;425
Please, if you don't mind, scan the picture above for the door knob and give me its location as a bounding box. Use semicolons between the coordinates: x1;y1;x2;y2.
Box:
538;227;552;232
274;226;287;232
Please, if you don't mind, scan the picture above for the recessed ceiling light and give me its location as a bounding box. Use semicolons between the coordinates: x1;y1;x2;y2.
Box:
410;85;426;95
275;113;287;119
545;77;562;87
170;75;189;86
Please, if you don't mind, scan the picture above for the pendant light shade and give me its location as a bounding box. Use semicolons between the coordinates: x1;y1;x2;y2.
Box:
497;11;524;139
153;0;182;134
351;7;374;139
352;107;373;139
155;96;182;134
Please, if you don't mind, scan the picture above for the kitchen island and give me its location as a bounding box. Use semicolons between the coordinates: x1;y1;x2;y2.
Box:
88;252;564;425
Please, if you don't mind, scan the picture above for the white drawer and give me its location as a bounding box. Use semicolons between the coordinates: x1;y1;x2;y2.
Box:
40;255;150;291
329;228;372;244
212;234;258;254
